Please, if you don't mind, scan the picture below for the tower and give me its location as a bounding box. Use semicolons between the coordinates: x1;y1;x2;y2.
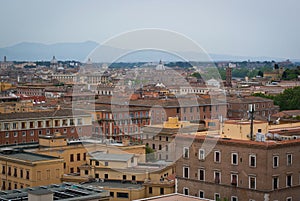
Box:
226;67;232;87
3;56;6;63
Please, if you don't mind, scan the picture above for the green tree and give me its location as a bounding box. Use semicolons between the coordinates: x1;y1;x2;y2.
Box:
145;145;156;162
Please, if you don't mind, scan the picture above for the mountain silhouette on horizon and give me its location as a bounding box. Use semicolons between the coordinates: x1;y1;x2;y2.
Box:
0;41;293;62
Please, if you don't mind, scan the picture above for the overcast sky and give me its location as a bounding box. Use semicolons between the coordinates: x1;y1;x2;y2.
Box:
1;0;300;59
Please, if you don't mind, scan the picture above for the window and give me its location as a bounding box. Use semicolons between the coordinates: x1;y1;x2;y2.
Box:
84;170;88;175
199;169;205;181
199;190;204;198
13;132;18;137
273;177;279;190
77;153;80;161
231;174;238;186
273;156;279;168
249;176;256;189
249;155;256;167
117;192;129;198
183;166;189;178
95;161;99;166
231;196;238;201
286;197;292;201
104;162;108;166
83;153;86;161
149;187;153;194
183;147;189;158
13;168;17;177
70;154;74;162
122;175;127;180
160;188;164;195
199;149;205;160
231;153;238;165
214;151;221;163
20;169;23;178
77;118;83;125
37;171;41;180
104;174;108;179
214;171;221;184
8;167;11;176
215;193;220;200
183;187;189;195
2;166;5;174
286;175;292;187
132;175;136;181
110;192;114;197
287;154;292;166
30;130;34;136
5;132;9;138
22;131;26;136
26;170;30;180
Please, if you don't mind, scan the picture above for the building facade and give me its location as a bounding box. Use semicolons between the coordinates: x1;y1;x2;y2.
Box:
0;109;92;145
175;134;300;201
0;149;64;190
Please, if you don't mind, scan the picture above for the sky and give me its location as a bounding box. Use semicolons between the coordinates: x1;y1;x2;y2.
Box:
0;0;300;59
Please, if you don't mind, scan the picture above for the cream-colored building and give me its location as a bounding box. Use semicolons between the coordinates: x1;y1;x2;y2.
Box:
80;151;175;201
0;149;64;190
221;120;268;140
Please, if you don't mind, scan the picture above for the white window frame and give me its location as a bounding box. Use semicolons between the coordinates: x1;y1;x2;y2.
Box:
273;176;279;190
287;154;292;166
183;147;189;158
249;154;256;167
214;193;220;200
231;173;238;187
199;149;205;160
183;166;189;178
214;150;221;163
286;175;292;187
231;196;238;201
231;153;238;165
273;156;279;168
249;176;256;189
198;168;205;181
214;171;221;184
183;187;189;195
199;190;205;198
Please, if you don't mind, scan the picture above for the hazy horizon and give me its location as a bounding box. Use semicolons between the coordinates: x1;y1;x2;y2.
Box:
1;0;300;59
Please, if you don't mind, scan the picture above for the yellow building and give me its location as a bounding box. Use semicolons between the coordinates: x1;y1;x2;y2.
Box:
0;101;36;114
221;120;268;140
0;148;64;190
33;133;146;175
79;151;175;201
0;82;13;92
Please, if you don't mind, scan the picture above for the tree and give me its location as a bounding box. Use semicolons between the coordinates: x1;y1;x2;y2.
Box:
257;70;264;77
145;145;156;162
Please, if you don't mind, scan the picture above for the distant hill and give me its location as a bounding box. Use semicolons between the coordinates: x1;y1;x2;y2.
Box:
0;41;98;61
0;41;295;62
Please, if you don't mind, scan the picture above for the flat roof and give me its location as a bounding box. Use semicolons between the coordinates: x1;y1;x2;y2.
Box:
133;193;213;201
0;150;60;162
0;182;109;201
90;152;134;162
0;109;90;121
85;181;144;189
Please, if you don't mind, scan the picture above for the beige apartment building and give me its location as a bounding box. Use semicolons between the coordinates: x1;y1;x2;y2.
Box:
0;149;64;190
